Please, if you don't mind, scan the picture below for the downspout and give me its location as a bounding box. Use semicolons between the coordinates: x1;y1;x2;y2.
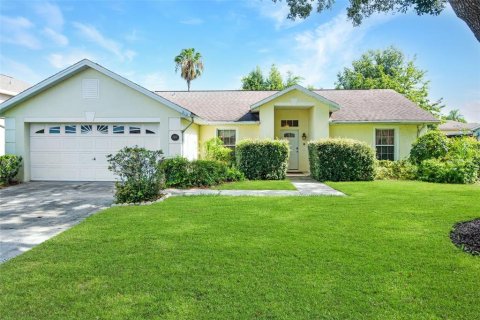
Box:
181;116;195;157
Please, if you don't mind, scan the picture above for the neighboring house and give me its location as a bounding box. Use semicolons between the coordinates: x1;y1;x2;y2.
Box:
439;120;480;140
0;75;31;155
0;59;439;182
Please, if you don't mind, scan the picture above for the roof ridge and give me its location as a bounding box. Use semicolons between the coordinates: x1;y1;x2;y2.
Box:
154;88;396;93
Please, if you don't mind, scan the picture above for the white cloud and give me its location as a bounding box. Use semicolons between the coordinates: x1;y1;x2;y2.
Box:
249;0;302;30
73;22;136;61
0;15;41;49
141;72;167;90
275;13;393;87
35;2;64;29
0;55;41;84
43;27;68;46
47;50;96;69
180;18;204;25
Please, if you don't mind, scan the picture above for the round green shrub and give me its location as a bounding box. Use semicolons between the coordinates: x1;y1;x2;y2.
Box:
417;158;478;184
410;131;449;165
375;160;417;180
235;139;289;180
0;154;23;185
308;138;375;181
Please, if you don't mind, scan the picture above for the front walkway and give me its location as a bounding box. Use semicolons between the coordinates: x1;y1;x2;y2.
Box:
166;176;345;197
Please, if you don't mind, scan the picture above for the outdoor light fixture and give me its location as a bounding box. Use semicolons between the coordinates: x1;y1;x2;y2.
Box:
302;133;307;140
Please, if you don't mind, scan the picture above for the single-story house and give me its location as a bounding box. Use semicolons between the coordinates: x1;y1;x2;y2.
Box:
0;59;439;181
0;75;31;155
439;120;480;140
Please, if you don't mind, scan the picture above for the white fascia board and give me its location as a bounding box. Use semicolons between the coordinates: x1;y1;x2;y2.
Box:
194;118;259;125
0;59;193;117
330;120;441;124
250;85;340;111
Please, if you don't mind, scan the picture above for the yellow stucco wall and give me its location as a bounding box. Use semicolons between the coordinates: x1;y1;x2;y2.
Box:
3;67;184;181
330;123;420;160
198;124;259;157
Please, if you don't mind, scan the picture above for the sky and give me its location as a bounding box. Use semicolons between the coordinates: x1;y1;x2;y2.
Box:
0;0;479;121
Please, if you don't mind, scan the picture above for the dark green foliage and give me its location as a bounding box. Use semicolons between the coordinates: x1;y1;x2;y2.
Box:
107;146;164;203
410;130;449;165
417;158;478;184
375;160;417;180
160;157;244;188
235;139;289;180
410;134;480;184
159;156;190;188
308;138;375;181
0;155;22;185
273;0;446;26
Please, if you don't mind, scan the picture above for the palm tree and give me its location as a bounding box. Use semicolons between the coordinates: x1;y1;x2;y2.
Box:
445;109;467;123
174;48;204;91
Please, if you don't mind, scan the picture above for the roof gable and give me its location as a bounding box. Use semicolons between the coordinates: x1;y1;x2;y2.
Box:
250;85;340;111
0;59;192;117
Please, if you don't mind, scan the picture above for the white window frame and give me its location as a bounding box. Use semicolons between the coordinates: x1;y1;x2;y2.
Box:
216;128;238;148
373;127;399;161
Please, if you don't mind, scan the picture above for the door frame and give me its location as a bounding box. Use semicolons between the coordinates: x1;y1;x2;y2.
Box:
281;129;299;171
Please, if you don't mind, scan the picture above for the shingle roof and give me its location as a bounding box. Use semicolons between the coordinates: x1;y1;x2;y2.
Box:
155;88;439;123
439;120;480;131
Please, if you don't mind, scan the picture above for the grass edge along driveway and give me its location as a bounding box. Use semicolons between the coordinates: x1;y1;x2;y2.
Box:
0;181;479;319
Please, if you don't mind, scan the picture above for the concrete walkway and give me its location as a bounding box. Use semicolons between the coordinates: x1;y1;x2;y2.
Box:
167;176;344;197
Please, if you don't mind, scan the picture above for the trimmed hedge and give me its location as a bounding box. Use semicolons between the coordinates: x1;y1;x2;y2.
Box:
235;139;289;180
160;157;244;188
0;155;23;185
308;138;375;181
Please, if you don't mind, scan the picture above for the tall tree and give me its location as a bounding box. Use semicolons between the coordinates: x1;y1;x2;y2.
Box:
174;48;204;91
272;0;480;42
445;109;467;122
336;47;444;116
241;65;303;90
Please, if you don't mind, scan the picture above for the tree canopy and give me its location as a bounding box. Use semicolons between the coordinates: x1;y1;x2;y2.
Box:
335;47;443;116
272;0;480;42
241;65;303;90
174;48;204;91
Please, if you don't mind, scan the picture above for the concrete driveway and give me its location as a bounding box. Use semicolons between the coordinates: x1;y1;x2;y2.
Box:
0;182;114;263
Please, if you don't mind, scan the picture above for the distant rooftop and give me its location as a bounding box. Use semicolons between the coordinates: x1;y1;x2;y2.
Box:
0;75;31;97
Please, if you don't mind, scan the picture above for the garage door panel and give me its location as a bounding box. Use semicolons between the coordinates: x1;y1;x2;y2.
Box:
30;123;161;181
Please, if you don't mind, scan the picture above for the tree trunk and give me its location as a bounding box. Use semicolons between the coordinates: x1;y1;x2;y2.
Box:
187;80;191;91
449;0;480;42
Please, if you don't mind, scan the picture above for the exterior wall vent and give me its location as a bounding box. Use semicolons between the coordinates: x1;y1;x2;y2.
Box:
82;79;99;99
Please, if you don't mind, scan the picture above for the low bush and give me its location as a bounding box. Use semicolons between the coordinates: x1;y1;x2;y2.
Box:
410;130;449;165
236;139;289;180
375;160;417;180
107;146;164;203
203;137;233;163
417;158;478;184
308;138;375;181
0;155;22;185
160;157;244;188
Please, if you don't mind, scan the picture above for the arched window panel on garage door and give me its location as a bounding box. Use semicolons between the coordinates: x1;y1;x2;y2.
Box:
31;124;46;135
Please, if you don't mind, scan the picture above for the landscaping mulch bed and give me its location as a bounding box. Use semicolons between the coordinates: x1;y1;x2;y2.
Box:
450;218;480;255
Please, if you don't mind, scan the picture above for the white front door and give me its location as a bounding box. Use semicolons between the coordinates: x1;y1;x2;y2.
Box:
29;123;161;181
282;130;299;170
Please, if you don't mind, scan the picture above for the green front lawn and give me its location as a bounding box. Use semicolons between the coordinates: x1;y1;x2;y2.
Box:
214;179;297;190
1;181;479;319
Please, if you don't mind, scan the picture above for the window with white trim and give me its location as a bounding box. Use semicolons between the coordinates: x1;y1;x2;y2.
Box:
217;129;236;150
375;129;395;161
281;120;298;128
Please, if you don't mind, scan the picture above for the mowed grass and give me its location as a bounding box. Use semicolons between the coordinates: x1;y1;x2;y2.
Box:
214;179;297;190
1;181;479;319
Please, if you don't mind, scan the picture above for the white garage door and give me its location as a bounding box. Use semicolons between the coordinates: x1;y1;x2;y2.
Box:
30;123;161;181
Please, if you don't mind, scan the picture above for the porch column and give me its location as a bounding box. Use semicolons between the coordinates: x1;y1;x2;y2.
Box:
259;105;275;139
310;105;329;140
